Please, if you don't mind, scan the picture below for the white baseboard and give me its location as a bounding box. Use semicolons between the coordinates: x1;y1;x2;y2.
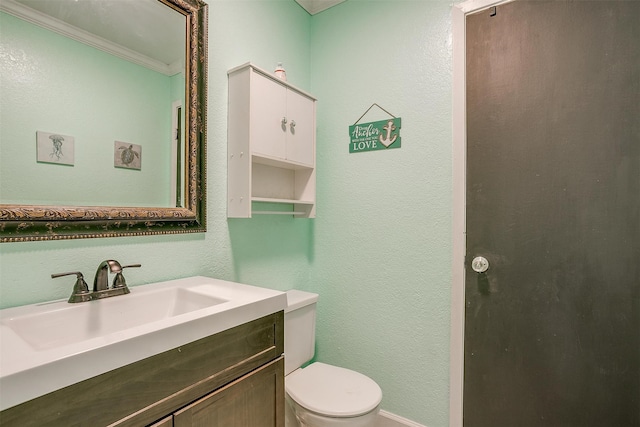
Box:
377;410;427;427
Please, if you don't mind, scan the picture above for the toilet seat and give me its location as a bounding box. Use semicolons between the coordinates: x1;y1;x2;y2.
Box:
285;362;382;418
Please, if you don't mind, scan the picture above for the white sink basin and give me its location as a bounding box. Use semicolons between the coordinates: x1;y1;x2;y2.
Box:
3;286;227;351
0;276;286;411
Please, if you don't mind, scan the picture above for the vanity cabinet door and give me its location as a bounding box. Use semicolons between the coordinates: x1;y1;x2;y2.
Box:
148;416;173;427
173;357;284;427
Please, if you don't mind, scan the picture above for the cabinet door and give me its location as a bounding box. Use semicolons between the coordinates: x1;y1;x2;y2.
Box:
173;357;284;427
148;416;173;427
285;89;315;166
250;72;287;160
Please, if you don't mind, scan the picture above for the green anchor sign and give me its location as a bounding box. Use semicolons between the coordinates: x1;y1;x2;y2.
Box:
349;118;401;153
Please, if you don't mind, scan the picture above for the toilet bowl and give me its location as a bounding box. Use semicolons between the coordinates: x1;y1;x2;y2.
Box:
286;362;381;426
284;290;382;427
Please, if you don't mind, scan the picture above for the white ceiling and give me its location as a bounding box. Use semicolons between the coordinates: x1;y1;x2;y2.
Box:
295;0;346;15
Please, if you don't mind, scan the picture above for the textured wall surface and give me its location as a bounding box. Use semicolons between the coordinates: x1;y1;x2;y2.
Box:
0;1;453;425
308;1;452;425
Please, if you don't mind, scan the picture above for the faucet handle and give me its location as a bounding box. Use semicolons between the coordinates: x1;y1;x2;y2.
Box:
112;264;141;289
51;271;91;303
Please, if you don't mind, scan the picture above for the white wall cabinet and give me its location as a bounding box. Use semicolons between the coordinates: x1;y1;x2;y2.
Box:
228;63;316;218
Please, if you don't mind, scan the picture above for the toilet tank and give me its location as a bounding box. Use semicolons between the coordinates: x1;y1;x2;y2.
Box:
284;290;319;375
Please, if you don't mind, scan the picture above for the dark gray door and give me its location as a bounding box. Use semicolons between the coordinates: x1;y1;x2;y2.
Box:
464;1;640;426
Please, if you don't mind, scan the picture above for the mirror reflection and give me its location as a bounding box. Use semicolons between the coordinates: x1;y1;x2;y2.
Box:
0;0;187;208
0;0;206;242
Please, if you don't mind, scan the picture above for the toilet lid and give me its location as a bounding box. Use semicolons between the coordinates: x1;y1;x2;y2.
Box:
285;362;382;417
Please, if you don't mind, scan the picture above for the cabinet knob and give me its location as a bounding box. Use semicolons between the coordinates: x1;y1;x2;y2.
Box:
281;117;287;125
290;120;296;128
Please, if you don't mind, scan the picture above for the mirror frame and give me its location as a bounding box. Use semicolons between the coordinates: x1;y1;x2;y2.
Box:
0;0;207;243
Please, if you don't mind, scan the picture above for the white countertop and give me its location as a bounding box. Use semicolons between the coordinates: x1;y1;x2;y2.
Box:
0;276;286;411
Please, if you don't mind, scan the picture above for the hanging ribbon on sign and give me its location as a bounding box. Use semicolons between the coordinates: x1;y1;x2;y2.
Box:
349;103;401;153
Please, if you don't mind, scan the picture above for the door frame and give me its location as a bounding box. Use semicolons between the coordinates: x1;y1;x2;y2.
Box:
449;1;514;426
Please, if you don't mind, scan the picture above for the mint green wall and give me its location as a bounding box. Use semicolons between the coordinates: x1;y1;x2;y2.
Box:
170;72;185;104
0;13;172;207
308;2;452;425
0;1;452;425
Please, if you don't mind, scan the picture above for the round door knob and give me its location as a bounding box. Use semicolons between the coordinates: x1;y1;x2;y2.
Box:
471;256;489;273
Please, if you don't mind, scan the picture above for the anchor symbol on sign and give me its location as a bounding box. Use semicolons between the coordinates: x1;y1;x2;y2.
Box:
379;120;398;147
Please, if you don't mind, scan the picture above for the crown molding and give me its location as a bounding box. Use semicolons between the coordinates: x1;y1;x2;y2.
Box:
295;0;346;15
0;0;175;76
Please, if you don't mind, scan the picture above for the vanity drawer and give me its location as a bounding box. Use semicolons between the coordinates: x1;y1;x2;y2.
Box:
0;311;284;427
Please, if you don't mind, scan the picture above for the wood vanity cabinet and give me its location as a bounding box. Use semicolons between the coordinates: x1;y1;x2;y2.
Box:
227;62;316;218
0;312;284;427
172;357;282;426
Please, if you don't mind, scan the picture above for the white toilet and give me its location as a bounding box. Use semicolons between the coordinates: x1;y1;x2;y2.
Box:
284;290;382;427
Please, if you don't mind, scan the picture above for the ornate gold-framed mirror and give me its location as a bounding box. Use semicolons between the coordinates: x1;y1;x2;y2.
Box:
0;0;207;242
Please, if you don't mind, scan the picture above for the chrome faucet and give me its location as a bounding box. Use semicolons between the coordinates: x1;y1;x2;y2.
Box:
51;271;91;303
94;260;122;292
52;260;141;303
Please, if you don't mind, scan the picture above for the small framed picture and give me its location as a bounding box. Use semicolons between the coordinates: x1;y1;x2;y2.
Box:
114;141;141;170
36;131;75;166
